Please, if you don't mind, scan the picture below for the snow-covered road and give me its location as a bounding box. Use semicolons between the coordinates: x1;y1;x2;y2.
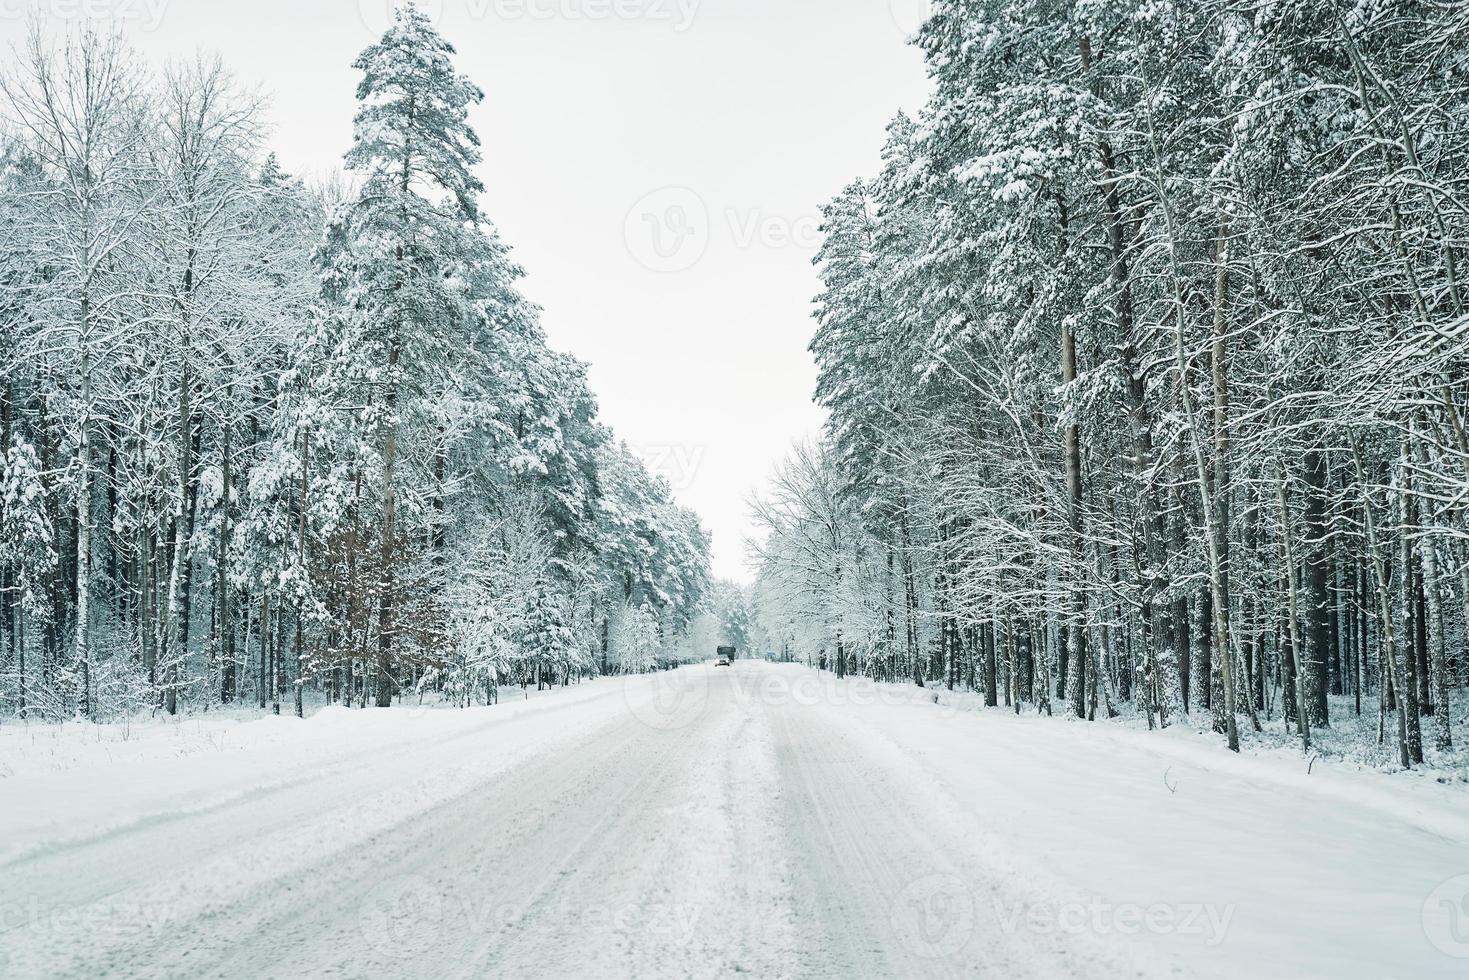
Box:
2;662;1465;979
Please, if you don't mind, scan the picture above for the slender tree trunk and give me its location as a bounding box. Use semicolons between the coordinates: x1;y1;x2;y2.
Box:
1395;454;1424;763
5;374;25;715
1277;475;1311;751
2;382;13;688
1412;427;1452;751
1355;444;1412;767
1301;449;1332;727
295;427;311;719
1210;216;1239;742
901;510;921;687
76;298;94;721
984;617;999;708
16;606;26;719
1051;186;1088;719
1080;36;1174;720
273;604;285;715
344;467;362;706
162;364;197;716
376;339;402;708
258;590;270;710
1169;261;1238;749
218;418;235;703
1062;383;1087;719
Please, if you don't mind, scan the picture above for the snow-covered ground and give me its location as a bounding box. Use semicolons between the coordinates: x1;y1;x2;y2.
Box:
1;662;1465;979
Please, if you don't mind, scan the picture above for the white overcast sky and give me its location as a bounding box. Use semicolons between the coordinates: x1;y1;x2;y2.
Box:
1;0;933;583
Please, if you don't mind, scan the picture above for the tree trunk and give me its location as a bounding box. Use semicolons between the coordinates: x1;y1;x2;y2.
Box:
1210;216;1238;742
218;418;235;703
1;382;13;694
258;590;270;710
1277;475;1311;751
295;428;311;719
984;619;999;708
1301;449;1331;727
76;300;94;721
375;332;403;708
163;364;197;716
1394;453;1424;763
1354;443;1412;767
1412;428;1452;751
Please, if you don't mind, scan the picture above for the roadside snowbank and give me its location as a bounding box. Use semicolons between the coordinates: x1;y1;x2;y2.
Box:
0;678;623;866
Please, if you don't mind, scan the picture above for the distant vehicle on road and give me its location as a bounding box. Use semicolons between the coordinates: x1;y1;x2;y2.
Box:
716;646;735;667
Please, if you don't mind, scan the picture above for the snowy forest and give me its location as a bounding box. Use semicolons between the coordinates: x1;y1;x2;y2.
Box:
751;0;1469;764
0;8;718;722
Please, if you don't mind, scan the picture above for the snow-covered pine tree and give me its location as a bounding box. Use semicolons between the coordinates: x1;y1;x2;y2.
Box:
332;2;488;706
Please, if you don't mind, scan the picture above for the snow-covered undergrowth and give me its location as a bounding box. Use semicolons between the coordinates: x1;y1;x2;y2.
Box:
920;681;1469;798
